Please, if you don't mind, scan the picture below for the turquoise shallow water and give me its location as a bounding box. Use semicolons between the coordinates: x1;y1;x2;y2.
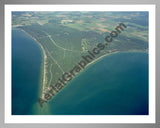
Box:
12;28;42;115
12;28;148;115
48;52;148;115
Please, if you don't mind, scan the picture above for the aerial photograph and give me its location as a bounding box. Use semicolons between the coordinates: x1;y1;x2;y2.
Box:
12;11;148;115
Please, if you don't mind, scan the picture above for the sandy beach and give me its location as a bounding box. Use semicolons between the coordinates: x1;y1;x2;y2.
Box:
14;27;148;101
16;28;47;99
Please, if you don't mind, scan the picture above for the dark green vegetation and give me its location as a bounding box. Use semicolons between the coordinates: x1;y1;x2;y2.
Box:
12;11;148;104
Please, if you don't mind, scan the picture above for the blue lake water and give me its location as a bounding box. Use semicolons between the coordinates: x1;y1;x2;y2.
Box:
12;28;148;115
12;28;42;115
49;52;148;115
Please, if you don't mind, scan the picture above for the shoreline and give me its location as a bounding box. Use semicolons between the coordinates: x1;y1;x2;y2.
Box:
13;27;47;99
90;50;146;73
49;49;148;100
12;26;148;102
85;49;148;71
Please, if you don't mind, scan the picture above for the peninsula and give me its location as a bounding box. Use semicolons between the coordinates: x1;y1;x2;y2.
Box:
12;11;148;108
